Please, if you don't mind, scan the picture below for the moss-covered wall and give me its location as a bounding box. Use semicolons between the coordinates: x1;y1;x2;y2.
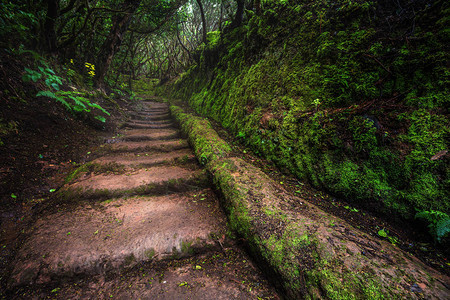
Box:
161;0;449;240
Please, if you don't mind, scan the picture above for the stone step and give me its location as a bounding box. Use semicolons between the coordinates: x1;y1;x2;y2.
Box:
9;189;227;288
14;248;277;299
92;149;196;168
120;128;180;141
129;113;171;121
60;166;208;199
131;109;170;114
132;108;170;115
139;107;170;112
122;122;176;130
105;139;190;153
140;100;167;106
127;119;174;125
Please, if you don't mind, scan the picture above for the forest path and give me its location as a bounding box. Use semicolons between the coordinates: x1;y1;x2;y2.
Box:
7;100;278;299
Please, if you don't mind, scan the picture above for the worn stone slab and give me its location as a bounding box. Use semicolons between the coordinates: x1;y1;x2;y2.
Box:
92;149;195;167
120;128;180;141
122;123;175;130
108;139;190;153
9;190;227;287
129;112;172;121
65;166;201;192
126;119;174;125
18;249;277;299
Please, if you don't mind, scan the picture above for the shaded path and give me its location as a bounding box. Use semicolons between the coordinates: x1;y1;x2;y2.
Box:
7;100;278;299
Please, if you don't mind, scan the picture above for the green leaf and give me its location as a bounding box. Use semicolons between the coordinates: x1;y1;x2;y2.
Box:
36;90;57;99
68;95;87;109
51;83;60;90
49;189;56;192
73;105;85;112
88;102;110;115
11;193;17;199
94;116;106;123
377;229;388;238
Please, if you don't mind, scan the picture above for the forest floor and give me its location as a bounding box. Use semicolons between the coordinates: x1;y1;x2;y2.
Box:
0;91;448;298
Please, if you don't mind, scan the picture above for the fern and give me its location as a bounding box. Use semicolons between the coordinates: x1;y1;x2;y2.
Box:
436;218;450;242
88;102;110;116
36;90;72;111
24;62;109;123
36;90;56;99
415;210;450;243
94;116;106;122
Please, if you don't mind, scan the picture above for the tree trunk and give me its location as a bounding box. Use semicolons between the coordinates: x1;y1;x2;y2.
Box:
219;0;223;31
230;0;245;29
254;0;261;15
196;0;207;44
44;0;59;53
95;0;141;90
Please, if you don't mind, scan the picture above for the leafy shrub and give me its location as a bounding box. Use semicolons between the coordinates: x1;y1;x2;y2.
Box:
22;57;109;122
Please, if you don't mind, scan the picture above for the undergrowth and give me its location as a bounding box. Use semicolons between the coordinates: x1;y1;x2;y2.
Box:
20;49;110;122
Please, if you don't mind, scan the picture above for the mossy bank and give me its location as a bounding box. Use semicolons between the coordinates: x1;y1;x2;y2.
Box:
169;105;449;299
159;0;449;242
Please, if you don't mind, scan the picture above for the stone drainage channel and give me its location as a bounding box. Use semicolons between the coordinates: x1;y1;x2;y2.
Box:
6;100;279;299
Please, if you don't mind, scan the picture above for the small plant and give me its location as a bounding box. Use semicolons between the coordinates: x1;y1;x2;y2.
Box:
344;205;359;212
415;210;450;243
313;98;321;111
23;66;61;90
377;228;399;245
84;62;95;87
237;131;245;138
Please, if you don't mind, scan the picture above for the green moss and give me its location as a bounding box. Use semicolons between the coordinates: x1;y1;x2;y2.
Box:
170;105;232;165
181;240;194;255
65;162;127;184
144;248;156;259
306;263;388;300
65;163;91;184
124;253;136;267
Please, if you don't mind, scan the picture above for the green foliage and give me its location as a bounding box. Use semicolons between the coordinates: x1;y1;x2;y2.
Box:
206;31;221;47
23;59;110;122
349;116;377;153
415;210;450;243
377;228;399;245
0;2;37;47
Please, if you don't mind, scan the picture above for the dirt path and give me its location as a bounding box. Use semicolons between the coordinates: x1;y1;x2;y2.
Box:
6;100;278;299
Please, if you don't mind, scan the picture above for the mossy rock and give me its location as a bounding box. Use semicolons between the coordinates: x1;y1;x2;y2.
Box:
170;105;232;165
